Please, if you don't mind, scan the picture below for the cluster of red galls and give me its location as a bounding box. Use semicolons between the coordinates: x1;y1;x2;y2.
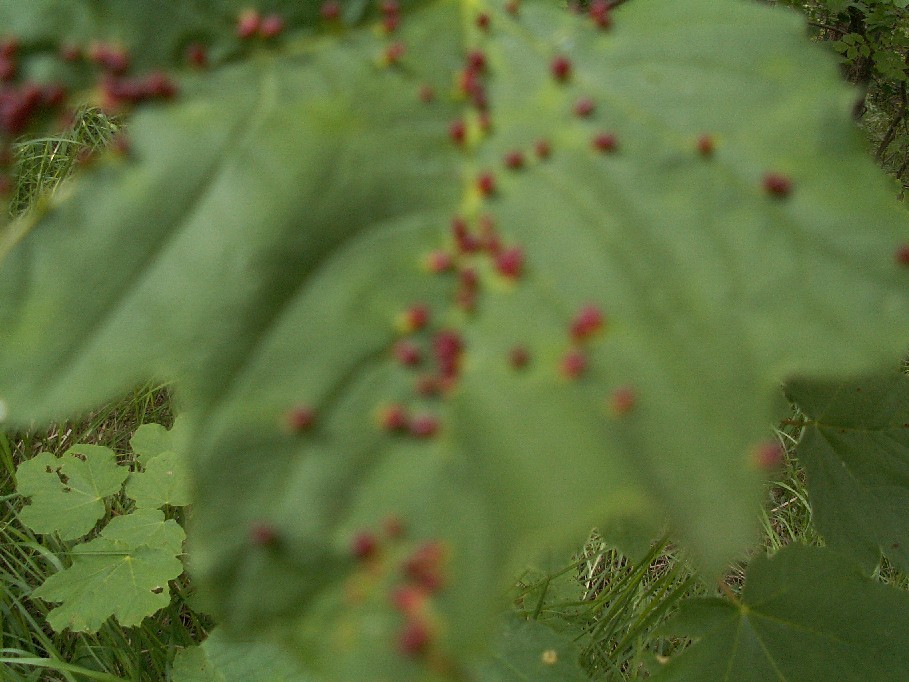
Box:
0;38;67;138
351;522;447;657
236;9;285;40
378;303;470;437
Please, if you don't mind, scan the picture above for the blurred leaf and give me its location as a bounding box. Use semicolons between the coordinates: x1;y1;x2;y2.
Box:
473;615;587;681
172;627;312;682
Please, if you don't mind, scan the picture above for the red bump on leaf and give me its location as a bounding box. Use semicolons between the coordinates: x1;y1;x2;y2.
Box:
59;43;81;62
321;1;341;21
425;249;454;273
449;119;466;146
560;349;587;379
398;303;430;333
351;531;379;560
384;515;406;539
40;84;67;108
479;214;502;254
592;132;618;153
570;304;605;341
249;522;278;548
697;134;714;157
382;13;400;33
574;97;596;118
495;246;524;279
505;0;520;16
434;330;463;379
391;585;427;615
381;0;401;14
394;340;423;367
397;618;431;656
0;37;18;59
504;149;525;170
88;42;130;74
110;132;130;157
509;346;530;369
285;405;316;432
476;12;490;30
895;244;909;266
385;41;406;65
459;267;479;291
403;541;445;590
0;55;15;82
551;55;572;82
409;413;440;438
415;374;441;397
451;216;482;253
476;171;496;197
763;172;792;197
467;50;487;72
418;84;435;103
535;138;551;159
236;9;262;39
185;43;208;68
608;385;637;416
259;13;285;38
379;404;409;432
589;0;612;29
750;440;785;470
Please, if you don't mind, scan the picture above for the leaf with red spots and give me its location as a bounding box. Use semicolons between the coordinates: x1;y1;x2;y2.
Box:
1;0;909;678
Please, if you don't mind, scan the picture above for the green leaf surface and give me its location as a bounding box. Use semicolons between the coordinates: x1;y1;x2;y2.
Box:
172;628;312;682
473;615;587;681
786;372;909;573
30;509;185;632
129;416;190;467
2;0;909;674
15;445;127;540
125;449;192;509
654;545;909;681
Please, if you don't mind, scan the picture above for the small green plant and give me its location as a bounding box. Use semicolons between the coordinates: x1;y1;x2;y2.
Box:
1;1;909;679
14;419;189;632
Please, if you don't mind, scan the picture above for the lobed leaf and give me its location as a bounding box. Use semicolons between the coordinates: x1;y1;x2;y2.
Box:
15;444;127;540
129;415;190;467
786;372;909;573
30;508;185;632
654;545;909;681
125;449;192;509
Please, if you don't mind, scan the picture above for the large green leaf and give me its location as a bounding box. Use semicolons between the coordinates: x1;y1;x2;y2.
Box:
15;445;127;540
125;449;192;509
786;372;909;573
654;545;909;681
1;0;909;675
30;508;185;631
